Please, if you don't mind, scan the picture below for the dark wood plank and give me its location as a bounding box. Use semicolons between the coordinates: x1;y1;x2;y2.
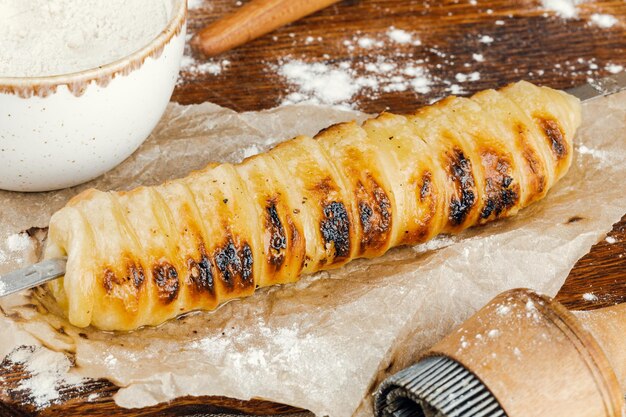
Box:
556;214;626;309
2;0;625;415
175;0;626;114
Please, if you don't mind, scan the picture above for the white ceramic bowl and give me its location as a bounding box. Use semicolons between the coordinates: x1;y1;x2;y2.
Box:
0;0;187;192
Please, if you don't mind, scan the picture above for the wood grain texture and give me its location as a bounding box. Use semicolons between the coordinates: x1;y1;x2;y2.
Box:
1;0;625;415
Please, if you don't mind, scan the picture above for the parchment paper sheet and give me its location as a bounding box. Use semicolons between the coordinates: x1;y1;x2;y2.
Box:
0;91;625;417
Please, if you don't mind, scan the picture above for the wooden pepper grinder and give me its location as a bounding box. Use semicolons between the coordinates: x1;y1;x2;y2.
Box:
376;289;626;417
191;0;341;57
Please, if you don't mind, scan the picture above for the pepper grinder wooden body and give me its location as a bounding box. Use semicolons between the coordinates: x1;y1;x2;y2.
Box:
425;288;626;417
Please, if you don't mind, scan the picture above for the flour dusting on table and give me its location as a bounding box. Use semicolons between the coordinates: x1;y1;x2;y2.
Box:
541;0;582;19
590;13;619;28
4;347;86;409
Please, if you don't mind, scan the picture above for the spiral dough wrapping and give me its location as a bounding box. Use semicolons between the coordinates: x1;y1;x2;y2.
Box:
44;81;582;330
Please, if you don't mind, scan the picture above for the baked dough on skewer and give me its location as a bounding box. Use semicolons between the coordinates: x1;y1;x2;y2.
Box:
43;81;581;330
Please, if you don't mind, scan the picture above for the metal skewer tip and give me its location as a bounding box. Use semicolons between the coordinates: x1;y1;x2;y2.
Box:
0;258;67;297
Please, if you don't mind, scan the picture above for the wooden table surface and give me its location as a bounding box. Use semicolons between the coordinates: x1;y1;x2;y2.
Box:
2;0;626;415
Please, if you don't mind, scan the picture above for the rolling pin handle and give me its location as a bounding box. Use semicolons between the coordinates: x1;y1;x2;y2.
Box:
191;0;342;57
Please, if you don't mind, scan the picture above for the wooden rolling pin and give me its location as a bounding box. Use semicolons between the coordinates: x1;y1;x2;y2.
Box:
191;0;341;57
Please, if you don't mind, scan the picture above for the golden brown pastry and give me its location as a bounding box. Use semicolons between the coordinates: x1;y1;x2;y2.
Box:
43;81;581;330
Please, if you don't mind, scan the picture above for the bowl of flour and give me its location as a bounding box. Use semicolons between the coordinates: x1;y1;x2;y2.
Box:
0;0;186;192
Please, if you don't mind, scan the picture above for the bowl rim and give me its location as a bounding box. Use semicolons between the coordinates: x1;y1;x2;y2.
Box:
0;0;187;97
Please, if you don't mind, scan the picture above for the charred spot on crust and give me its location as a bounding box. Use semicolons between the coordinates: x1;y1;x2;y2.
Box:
266;200;287;269
215;241;240;286
129;263;145;289
313;177;335;195
153;262;179;303
515;123;547;197
242;244;253;283
447;148;476;226
214;240;254;287
187;254;214;294
103;262;144;294
420;172;432;201
356;176;392;253
535;116;567;160
321;201;351;260
479;149;520;219
403;171;437;244
103;269;118;294
567;215;584;224
288;218;301;252
359;203;373;227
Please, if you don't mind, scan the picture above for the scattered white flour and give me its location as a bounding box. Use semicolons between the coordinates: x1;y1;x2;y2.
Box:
6;232;30;252
357;37;376;48
606;63;624;74
5;347;86;409
590;13;619;28
472;53;485;62
541;0;581;19
277;61;359;107
275;58;437;108
0;232;32;268
605;236;617;244
180;55;231;76
0;0;170;77
342;28;421;53
448;84;465;95
387;28;413;44
540;0;621;29
479;35;494;44
582;292;599;301
455;72;481;82
268;25;495;108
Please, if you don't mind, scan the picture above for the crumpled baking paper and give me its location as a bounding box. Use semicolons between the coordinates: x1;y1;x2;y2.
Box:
1;91;625;417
